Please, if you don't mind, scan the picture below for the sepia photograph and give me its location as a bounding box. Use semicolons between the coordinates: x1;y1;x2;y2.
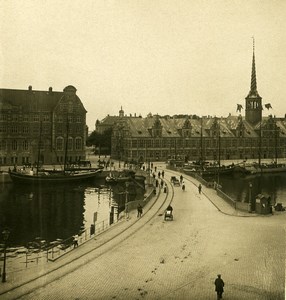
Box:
0;1;285;299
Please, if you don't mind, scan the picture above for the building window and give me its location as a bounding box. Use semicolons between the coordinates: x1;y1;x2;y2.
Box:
11;125;18;133
76;116;81;123
43;114;50;122
0;141;6;150
75;138;82;150
22;140;29;151
23;126;29;134
23;114;29;122
75;125;81;134
11;140;18;150
33;114;40;122
56;137;64;151
154;139;160;148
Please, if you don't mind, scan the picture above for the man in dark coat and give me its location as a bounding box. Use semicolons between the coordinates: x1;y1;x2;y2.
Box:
214;274;224;299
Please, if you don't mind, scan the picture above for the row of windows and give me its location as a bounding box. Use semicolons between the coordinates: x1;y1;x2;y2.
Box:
126;138;286;148
0;124;83;134
126;148;284;159
56;137;83;151
0;114;83;123
0;137;83;151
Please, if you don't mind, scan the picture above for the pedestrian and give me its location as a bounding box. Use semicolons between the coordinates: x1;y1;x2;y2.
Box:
160;179;164;188
155;179;159;187
182;182;185;191
151;162;153;169
154;166;157;172
180;174;183;184
137;203;143;218
198;184;202;194
73;234;79;248
162;170;164;178
214;274;224;299
158;171;161;178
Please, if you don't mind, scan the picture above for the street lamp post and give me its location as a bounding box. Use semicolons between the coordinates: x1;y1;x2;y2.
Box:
2;229;10;283
248;183;253;213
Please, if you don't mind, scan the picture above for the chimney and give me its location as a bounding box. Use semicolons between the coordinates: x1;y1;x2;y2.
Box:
49;87;53;93
28;85;32;91
135;113;136;117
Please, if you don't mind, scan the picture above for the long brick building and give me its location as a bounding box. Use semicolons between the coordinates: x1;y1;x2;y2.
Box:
0;85;87;166
107;44;286;163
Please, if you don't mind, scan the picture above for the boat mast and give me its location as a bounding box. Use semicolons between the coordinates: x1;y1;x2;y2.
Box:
63;114;69;174
200;117;203;170
274;115;278;164
36;120;43;175
218;120;221;184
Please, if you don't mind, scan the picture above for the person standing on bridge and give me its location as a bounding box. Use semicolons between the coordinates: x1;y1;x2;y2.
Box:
137;203;143;218
214;274;224;299
198;184;202;194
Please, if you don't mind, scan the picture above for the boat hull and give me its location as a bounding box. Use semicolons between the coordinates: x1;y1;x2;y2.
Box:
9;170;102;184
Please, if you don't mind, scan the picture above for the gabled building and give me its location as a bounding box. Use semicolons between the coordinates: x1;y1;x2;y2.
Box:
110;42;286;163
0;85;87;166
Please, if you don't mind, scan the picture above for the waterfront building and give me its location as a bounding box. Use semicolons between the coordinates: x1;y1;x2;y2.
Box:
106;44;286;163
0;85;87;166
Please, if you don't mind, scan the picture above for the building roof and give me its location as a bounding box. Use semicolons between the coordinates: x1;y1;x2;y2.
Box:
0;86;86;113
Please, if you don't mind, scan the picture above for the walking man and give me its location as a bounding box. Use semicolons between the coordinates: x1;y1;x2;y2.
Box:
198;184;202;194
137;203;143;217
73;234;79;248
214;274;224;299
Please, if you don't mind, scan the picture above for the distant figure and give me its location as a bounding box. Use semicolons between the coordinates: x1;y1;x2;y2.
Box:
160;179;164;188
198;184;202;194
180;175;183;184
151;162;153;169
154;166;157;172
73;235;79;248
166;204;173;213
162;170;165;178
214;274;224;299
158;171;161;178
182;182;185;191
137;203;143;218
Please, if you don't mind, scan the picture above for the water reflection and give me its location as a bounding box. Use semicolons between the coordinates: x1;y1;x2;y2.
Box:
0;178;144;247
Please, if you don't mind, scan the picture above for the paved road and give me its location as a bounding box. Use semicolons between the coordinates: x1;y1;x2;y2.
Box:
16;167;284;300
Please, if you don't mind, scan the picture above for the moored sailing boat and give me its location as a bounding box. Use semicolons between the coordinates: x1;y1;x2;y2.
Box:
9;116;102;184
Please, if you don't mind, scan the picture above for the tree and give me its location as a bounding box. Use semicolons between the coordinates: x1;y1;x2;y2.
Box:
86;128;113;154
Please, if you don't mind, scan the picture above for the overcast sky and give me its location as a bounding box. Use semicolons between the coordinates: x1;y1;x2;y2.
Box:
1;0;286;130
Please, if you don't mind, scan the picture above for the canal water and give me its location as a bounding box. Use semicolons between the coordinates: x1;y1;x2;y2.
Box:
207;172;286;207
0;178;144;247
